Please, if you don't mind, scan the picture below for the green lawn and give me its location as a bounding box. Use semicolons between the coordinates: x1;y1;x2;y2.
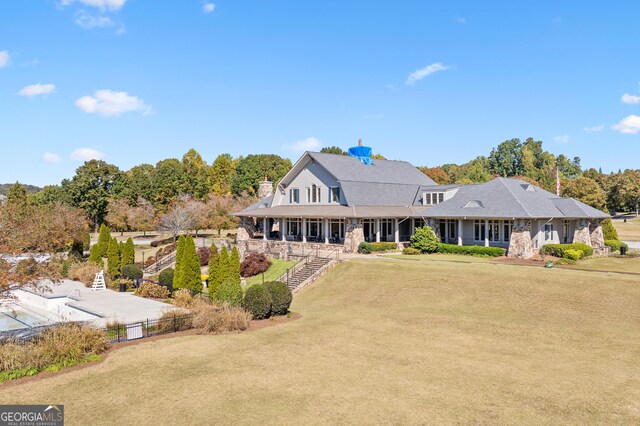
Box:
245;258;298;287
559;256;640;274
613;218;640;241
3;257;640;424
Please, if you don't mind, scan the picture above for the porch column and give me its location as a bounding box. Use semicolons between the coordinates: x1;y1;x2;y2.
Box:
263;217;268;240
411;218;415;236
375;219;380;242
484;219;489;247
281;218;286;241
458;219;463;246
394;218;400;244
324;218;329;244
302;217;307;243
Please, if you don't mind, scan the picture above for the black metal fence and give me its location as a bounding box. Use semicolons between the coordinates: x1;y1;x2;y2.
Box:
104;313;194;343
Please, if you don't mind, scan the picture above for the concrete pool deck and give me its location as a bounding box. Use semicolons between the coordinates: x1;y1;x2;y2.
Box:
25;280;173;327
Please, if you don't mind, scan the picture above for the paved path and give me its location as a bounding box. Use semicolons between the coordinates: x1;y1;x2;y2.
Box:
625;241;640;250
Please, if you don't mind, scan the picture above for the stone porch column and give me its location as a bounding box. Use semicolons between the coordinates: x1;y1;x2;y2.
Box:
344;219;364;253
484;219;489;247
302;217;307;243
375;219;380;242
457;219;463;246
394;218;399;244
573;219;591;246
589;220;604;251
508;219;533;258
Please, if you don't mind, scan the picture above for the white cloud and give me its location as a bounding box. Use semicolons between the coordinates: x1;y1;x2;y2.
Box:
612;115;640;134
61;0;127;11
622;93;640;104
0;51;10;68
75;12;114;28
406;63;451;85
284;137;322;153
584;124;604;133
553;135;570;144
202;2;215;13
42;152;62;164
70;148;106;161
18;83;56;97
456;17;466;24
75;89;153;117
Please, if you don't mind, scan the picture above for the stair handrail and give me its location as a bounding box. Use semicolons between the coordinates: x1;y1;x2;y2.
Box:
144;250;177;274
277;254;310;286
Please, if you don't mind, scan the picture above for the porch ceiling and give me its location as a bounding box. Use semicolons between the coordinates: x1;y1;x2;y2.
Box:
233;205;424;219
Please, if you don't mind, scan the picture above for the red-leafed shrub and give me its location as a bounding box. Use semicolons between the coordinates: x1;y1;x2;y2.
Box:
144;256;156;268
197;246;211;267
240;253;272;278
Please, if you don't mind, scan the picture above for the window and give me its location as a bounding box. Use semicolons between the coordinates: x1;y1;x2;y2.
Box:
448;220;456;240
544;223;554;241
474;220;486;241
306;218;322;238
289;188;300;203
330;186;340;203
503;221;512;242
424;192;445;205
286;219;301;237
488;220;500;242
307;184;321;203
562;220;569;243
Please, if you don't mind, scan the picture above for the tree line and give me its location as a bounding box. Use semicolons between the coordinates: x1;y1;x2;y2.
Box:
417;137;640;215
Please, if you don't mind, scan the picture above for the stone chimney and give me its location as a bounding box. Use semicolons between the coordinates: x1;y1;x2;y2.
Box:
258;176;273;199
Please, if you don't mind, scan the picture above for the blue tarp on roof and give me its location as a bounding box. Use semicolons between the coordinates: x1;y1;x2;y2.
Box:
348;145;375;165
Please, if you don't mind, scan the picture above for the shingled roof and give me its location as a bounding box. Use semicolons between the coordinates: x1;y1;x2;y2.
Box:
415;178;609;219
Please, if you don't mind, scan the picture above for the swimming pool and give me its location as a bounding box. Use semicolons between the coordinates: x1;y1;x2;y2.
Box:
0;305;55;331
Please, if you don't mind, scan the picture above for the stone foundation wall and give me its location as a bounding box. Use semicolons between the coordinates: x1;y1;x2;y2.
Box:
573;220;592;246
508;219;534;258
238;239;345;260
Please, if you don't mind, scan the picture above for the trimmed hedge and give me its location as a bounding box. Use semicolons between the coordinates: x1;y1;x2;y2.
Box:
121;264;143;280
563;249;583;261
357;242;398;254
158;268;174;293
264;281;292;316
437;243;506;257
242;284;272;319
604;239;628;252
541;243;593;259
402;247;421;255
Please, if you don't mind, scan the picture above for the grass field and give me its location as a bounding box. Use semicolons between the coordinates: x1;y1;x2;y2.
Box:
614;218;640;241
2;257;640;424
245;259;298;287
561;256;640;274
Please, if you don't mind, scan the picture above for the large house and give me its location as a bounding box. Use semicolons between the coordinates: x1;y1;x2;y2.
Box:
233;145;608;258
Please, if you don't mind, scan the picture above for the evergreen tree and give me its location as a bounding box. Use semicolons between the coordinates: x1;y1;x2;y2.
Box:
207;243;220;298
174;235;202;294
96;224;111;257
229;247;241;286
122;237;135;266
107;237;121;278
173;235;186;289
183;236;203;294
219;246;230;285
88;243;103;266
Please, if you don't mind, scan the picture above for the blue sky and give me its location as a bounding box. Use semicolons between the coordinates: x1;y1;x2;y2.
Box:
1;0;639;187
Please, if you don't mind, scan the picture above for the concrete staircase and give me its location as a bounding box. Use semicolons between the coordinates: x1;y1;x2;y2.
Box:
280;256;337;293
